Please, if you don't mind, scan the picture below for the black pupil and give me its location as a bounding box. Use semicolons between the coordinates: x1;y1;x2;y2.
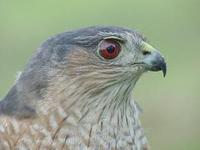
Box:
107;46;115;53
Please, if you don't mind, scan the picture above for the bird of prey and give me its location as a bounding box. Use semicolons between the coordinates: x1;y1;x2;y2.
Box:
0;26;166;150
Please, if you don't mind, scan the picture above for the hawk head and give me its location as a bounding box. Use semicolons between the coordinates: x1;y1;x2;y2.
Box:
0;26;166;119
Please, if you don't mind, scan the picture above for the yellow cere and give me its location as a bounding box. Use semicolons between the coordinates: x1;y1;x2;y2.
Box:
141;41;156;53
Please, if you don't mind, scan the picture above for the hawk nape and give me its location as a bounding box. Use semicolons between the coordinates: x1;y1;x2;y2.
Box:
0;26;166;150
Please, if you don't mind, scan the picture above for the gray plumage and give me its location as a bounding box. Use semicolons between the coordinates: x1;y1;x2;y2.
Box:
0;26;166;150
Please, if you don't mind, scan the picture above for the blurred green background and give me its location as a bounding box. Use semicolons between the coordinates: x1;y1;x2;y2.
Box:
0;0;200;149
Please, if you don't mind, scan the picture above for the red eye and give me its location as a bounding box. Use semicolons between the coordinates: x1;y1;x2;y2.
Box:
99;40;121;59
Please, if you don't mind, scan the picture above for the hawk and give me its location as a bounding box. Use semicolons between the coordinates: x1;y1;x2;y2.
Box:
0;26;166;150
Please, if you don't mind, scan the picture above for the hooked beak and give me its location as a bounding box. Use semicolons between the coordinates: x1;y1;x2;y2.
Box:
141;42;167;77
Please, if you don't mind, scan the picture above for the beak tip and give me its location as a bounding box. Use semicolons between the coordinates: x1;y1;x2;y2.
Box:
146;57;167;77
141;50;167;77
163;70;166;77
162;63;167;77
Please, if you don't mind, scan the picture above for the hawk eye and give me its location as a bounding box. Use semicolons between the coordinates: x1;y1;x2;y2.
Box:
99;39;121;59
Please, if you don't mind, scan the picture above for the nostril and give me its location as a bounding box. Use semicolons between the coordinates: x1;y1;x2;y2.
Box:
142;50;151;55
